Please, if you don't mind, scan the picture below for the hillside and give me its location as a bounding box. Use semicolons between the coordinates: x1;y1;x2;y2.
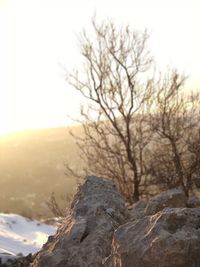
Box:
0;126;83;219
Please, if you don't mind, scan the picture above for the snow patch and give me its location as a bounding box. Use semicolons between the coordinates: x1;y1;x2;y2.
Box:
0;213;57;257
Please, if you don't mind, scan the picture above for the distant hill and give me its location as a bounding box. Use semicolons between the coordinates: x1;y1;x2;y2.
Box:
0;126;83;219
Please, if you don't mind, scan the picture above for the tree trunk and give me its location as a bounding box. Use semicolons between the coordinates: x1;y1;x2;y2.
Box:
133;174;140;202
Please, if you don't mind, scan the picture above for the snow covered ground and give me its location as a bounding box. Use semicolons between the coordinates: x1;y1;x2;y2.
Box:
0;213;57;261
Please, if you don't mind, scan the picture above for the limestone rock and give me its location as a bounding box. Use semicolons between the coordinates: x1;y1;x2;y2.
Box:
32;176;129;267
145;187;187;215
108;207;200;267
128;199;148;221
187;194;200;208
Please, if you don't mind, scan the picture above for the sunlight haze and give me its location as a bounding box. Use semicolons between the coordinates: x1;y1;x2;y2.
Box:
1;0;200;135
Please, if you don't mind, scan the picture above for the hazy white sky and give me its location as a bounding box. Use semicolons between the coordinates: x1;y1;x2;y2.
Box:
1;0;200;135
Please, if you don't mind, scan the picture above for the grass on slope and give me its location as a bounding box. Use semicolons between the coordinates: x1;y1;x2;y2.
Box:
0;126;84;219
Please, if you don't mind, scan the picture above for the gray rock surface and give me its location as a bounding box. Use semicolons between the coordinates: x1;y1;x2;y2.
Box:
145;187;187;215
32;179;200;267
107;207;200;267
187;193;200;208
128;188;188;221
32;176;129;267
128;199;148;221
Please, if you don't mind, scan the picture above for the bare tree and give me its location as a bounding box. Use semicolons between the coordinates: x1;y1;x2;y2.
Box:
148;71;200;196
66;19;154;203
45;192;65;217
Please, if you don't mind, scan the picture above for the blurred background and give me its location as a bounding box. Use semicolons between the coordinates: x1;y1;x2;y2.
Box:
1;0;200;218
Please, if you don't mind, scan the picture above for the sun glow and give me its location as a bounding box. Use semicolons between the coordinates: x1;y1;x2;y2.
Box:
1;0;200;136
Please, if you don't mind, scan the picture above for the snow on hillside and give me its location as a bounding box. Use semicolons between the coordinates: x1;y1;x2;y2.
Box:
0;213;57;257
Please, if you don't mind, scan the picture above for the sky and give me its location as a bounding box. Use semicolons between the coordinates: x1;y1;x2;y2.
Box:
1;0;200;135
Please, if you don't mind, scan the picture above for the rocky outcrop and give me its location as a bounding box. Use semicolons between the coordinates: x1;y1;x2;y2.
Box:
129;188;187;221
32;176;129;267
107;207;200;267
145;187;187;215
187;193;200;208
128;199;148;221
31;176;200;267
